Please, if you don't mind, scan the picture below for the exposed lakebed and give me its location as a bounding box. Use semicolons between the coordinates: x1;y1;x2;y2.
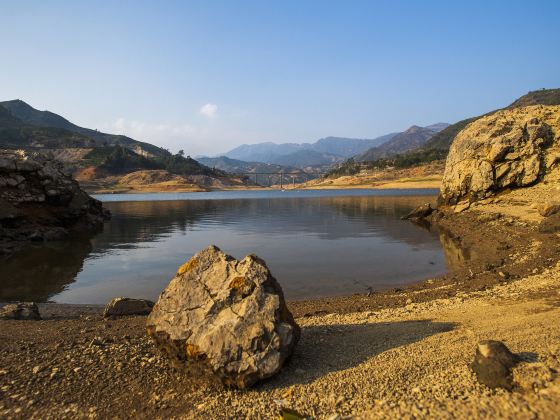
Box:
1;189;470;304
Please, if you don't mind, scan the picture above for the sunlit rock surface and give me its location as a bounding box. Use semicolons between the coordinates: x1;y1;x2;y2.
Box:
146;245;300;388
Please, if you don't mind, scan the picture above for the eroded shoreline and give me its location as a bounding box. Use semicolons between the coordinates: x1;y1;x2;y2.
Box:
1;184;559;418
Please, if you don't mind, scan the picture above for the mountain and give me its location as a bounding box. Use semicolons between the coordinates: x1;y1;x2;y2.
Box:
197;156;315;185
224;142;308;163
223;133;397;168
311;134;397;156
335;88;560;172
355;124;447;162
0;105;98;149
407;88;560;157
425;123;451;132
0;100;239;190
0;99;166;157
507;88;560;108
268;149;344;168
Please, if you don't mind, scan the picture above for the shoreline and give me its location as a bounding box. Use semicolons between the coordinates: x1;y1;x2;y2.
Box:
4;190;555;318
82;175;443;195
2;183;559;418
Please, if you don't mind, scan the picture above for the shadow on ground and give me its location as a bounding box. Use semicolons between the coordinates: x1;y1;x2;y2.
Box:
260;319;456;389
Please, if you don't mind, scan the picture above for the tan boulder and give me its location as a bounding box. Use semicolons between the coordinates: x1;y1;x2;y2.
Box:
439;105;560;205
146;246;300;388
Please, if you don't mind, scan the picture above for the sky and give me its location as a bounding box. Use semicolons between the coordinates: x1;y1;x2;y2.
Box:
1;1;559;156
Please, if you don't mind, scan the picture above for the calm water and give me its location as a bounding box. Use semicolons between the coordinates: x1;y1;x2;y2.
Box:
0;189;470;304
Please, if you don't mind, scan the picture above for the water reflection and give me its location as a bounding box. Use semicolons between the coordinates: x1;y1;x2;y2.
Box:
0;194;471;304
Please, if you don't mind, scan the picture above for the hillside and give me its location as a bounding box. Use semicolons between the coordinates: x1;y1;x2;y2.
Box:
0;100;248;192
269;149;344;168
355;125;446;162
0;100;166;158
0;105;98;149
197;156;315;185
350;88;560;170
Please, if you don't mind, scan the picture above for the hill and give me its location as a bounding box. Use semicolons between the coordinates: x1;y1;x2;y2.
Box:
0;100;245;192
355;125;446;162
197;156;315;185
0;100;167;158
350;88;560;171
269;149;344;168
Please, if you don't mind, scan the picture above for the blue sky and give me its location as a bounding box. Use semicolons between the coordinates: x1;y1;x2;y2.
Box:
1;1;559;155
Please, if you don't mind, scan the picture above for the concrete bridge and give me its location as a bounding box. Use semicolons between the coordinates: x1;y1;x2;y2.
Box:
238;171;323;187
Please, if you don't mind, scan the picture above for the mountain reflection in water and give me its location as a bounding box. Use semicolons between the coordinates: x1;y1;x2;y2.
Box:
0;194;471;304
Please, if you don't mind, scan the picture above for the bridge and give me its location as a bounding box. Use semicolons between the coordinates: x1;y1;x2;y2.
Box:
236;170;324;188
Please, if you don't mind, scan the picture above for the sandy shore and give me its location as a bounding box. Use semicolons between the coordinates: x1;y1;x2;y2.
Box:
1;183;559;418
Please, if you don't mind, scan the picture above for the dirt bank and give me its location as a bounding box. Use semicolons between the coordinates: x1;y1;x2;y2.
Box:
300;161;444;191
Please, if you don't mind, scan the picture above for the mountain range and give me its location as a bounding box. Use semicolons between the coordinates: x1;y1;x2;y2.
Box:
222;133;397;167
197;156;315;185
355;124;449;162
326;88;560;177
222;123;449;169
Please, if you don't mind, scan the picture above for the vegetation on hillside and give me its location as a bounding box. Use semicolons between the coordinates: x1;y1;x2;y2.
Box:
92;145;224;177
326;150;448;178
0;106;96;149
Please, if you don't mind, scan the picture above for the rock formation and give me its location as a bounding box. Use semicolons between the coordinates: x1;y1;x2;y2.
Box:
439;105;560;207
146;245;300;388
0;150;110;254
103;297;154;318
0;302;41;320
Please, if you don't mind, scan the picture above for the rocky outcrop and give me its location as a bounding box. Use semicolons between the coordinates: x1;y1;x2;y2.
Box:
0;150;110;254
103;297;154;318
146;245;300;388
439;106;560;207
0;302;41;320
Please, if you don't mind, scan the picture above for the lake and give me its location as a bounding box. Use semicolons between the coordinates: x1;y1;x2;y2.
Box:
0;189;469;304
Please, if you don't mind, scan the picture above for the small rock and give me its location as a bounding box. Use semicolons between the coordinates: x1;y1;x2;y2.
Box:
103;297;154;318
471;340;520;390
0;302;41;320
401;203;434;220
537;202;560;217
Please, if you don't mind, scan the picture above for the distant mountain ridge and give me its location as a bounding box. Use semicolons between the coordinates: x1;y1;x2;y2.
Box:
222;133;398;167
355;124;448;162
197;156;316;185
326;88;560;177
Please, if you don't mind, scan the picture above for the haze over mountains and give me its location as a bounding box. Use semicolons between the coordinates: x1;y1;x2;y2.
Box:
220;124;448;169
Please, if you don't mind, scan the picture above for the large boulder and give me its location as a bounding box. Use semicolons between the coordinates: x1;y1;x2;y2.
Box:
146;245;300;388
439;105;560;206
0;150;110;254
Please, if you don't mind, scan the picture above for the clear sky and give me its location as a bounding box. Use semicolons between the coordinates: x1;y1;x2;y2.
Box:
1;0;559;156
